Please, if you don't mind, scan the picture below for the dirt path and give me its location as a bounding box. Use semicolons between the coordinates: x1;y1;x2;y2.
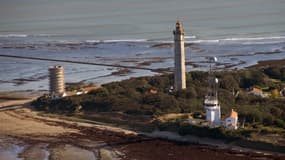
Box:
0;99;32;108
0;90;45;109
0;109;77;136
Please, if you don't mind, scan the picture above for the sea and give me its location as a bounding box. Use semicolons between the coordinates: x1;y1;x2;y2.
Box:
0;0;285;91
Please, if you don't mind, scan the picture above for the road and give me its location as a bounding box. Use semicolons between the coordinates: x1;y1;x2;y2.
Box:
0;105;26;112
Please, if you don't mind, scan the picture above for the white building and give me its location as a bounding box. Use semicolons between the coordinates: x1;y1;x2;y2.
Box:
173;20;186;91
204;95;221;125
248;87;268;98
225;109;238;130
204;57;221;126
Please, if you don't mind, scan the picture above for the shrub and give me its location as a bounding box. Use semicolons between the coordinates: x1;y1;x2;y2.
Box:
274;119;285;128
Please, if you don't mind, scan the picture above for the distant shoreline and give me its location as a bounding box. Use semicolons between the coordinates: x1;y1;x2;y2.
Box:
248;58;285;68
1;57;285;92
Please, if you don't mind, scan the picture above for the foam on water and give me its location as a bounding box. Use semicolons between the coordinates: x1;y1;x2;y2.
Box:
0;34;61;38
221;36;285;41
184;36;285;44
0;33;285;91
1;35;285;47
184;36;197;39
0;34;28;38
102;39;148;43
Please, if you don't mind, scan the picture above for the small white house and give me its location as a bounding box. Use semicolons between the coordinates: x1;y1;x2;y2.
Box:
51;92;66;100
248;87;268;98
225;109;238;130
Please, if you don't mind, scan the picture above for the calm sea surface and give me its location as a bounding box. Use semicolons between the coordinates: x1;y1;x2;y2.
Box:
0;0;285;40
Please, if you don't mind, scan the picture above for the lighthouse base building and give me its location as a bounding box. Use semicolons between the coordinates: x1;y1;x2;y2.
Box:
204;97;221;125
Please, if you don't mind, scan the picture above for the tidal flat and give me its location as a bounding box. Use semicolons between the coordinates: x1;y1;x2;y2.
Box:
0;107;284;160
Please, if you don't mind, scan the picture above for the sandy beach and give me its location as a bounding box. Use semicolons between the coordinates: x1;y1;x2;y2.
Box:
0;105;284;160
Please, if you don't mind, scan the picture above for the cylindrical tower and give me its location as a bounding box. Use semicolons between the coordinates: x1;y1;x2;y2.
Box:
49;66;65;97
204;77;221;125
173;20;186;91
204;57;221;125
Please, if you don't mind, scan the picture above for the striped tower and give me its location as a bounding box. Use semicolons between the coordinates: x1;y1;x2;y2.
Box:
49;66;65;98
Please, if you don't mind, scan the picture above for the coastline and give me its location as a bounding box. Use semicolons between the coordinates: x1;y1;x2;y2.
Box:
1;107;284;160
1;0;285;159
0;90;46;108
248;58;285;68
1;36;285;91
1;52;285;159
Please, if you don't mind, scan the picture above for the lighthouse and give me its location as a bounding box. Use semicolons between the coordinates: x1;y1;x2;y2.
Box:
204;57;221;126
173;21;186;91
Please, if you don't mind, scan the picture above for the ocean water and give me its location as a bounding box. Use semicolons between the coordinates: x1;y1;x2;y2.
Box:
0;0;285;91
1;0;285;40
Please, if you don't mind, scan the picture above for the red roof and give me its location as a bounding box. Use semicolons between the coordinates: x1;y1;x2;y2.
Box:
229;109;238;118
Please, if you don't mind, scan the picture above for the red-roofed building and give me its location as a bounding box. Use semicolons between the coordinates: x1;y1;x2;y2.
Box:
149;89;158;94
248;87;268;98
225;109;238;130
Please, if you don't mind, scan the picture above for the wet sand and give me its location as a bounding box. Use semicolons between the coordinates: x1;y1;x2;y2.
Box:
0;91;46;107
0;107;284;160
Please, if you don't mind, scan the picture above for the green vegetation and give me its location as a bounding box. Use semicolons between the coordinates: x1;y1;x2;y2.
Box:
156;119;285;152
31;65;285;153
32;66;285;129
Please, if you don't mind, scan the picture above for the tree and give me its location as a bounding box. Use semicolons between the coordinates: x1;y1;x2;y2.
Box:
89;88;109;97
239;70;265;88
270;107;282;117
220;75;239;90
263;114;274;126
31;95;51;111
190;71;208;82
264;66;281;79
271;89;279;98
175;86;197;99
274;119;285;128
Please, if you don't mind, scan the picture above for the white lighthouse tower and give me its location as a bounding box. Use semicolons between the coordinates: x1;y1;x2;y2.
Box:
173;20;186;91
204;57;221;126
